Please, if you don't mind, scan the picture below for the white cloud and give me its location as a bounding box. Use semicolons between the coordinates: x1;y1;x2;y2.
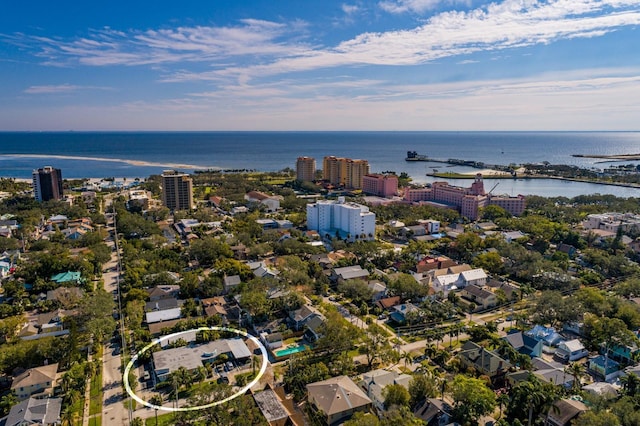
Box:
378;0;447;14
24;84;87;94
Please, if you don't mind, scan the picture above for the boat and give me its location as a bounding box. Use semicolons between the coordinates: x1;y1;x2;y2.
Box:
405;151;429;161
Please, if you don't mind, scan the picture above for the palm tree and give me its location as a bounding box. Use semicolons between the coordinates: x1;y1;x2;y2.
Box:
497;393;510;420
60;406;75;426
565;362;585;392
620;373;640;397
149;394;164;426
401;351;414;368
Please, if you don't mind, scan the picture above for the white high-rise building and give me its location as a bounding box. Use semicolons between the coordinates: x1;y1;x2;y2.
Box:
307;197;375;242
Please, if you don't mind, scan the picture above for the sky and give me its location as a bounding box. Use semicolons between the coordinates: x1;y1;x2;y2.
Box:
1;0;640;131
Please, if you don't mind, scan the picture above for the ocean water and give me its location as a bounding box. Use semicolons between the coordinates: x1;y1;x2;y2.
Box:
1;131;639;197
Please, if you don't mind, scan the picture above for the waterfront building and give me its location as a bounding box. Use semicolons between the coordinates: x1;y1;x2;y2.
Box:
307;197;375;242
403;174;525;220
322;156;370;189
161;170;194;211
32;166;63;202
362;173;398;197
296;156;316;182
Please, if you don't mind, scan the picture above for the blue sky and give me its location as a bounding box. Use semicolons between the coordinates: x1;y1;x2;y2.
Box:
1;0;640;131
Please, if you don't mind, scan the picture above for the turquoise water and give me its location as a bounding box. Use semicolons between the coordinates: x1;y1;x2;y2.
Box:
274;344;308;357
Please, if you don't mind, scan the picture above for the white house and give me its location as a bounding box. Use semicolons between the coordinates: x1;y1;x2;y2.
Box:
555;339;588;362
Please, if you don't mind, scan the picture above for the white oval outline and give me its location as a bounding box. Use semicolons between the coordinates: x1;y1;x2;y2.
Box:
123;326;268;412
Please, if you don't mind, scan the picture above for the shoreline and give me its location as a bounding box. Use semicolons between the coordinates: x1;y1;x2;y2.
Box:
426;173;640;190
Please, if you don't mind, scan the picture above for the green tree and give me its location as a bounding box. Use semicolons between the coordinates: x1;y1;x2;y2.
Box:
408;374;436;408
579;410;622;426
360;322;394;369
383;383;411;409
451;375;496;425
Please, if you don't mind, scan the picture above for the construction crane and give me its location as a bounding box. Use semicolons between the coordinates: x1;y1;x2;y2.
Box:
488;182;499;195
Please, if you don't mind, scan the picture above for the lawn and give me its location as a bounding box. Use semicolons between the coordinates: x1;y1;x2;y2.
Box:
89;370;103;415
145;412;176;426
88;415;101;426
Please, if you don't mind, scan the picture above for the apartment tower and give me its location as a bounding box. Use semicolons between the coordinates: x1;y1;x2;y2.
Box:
161;170;194;211
32;166;63;202
322;156;369;189
296;156;316;182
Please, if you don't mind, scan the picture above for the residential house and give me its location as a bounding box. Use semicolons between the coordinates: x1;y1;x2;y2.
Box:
543;399;588;426
461;285;497;310
147;285;180;301
588;355;621;382
416;256;456;274
253;384;304;426
288;304;322;331
331;265;370;284
11;364;59;400
582;382;618;399
223;275;242;294
202;296;230;322
458;341;510;381
389;303;421;324
46;287;83;305
245;191;282;212
367;281;387;302
503;331;543;358
413;398;453;425
526;325;564;347
5;396;62;426
145;307;182;324
304;315;326;342
152;339;251;382
260;332;284;350
145;297;181;312
376;296;401;312
359;369;412;413
459;268;488;287
532;358;574;389
555;339;588;362
50;271;82;285
306;376;372;425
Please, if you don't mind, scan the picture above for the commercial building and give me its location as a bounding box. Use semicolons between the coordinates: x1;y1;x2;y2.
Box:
296;156;316;182
404;174;525;220
307;197;375;242
32;166;63;202
161;170;194;211
362;174;398;197
322;156;370;189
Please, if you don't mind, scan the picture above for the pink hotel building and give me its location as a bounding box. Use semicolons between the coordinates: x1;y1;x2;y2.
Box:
362;174;398;198
403;174;525;220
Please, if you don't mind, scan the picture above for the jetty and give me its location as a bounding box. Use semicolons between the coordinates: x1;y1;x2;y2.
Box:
573;153;640;161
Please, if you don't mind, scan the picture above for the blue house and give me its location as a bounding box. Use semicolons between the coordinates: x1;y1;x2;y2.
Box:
503;330;543;358
525;325;563;347
589;355;621;381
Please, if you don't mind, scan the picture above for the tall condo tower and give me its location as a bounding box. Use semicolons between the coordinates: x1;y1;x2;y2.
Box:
296;156;316;182
161;170;194;211
32;166;63;202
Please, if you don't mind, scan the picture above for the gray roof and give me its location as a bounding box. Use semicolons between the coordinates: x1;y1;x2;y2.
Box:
334;265;370;280
153;339;252;376
253;389;289;422
6;397;62;426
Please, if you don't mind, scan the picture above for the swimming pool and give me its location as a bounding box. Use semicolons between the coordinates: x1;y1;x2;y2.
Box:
274;344;308;357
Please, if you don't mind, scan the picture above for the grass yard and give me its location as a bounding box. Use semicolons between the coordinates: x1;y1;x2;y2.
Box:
89;369;103;415
145;412;176;426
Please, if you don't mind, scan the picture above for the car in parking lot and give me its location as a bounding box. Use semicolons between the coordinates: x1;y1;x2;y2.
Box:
225;361;234;371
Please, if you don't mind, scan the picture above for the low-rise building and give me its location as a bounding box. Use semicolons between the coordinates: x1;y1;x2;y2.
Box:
306;376;372;425
359;369;412;413
555;339;588;362
11;364;59;400
152;339;251;382
6;396;62;426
